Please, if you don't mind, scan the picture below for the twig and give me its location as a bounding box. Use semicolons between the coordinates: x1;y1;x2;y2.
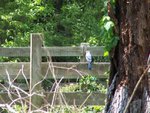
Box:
21;65;29;88
123;65;150;113
50;77;64;107
79;92;92;108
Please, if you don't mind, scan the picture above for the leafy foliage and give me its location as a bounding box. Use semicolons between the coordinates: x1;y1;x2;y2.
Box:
0;0;118;61
13;104;28;113
84;105;105;113
100;15;119;52
78;75;107;93
99;0;119;53
0;0;106;47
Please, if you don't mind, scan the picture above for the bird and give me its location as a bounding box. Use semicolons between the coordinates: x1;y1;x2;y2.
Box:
85;50;92;70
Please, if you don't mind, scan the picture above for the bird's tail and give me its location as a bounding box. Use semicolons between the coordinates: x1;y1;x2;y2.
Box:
88;62;92;70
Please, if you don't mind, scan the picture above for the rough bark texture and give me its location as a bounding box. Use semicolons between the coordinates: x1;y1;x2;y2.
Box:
105;0;150;113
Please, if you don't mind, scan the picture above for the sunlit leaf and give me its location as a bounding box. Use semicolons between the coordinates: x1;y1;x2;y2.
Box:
104;51;109;57
104;21;114;31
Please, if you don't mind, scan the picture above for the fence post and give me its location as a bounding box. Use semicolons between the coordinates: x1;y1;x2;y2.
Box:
29;33;43;111
80;43;90;62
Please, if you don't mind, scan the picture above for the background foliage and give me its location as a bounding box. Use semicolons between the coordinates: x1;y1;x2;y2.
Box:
0;0;119;62
0;0;110;48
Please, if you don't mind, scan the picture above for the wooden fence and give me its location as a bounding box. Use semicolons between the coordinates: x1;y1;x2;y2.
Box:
0;33;110;109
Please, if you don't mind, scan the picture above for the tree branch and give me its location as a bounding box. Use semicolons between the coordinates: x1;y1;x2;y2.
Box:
123;65;150;113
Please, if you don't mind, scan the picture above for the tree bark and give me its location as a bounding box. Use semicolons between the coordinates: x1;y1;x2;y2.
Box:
105;0;150;113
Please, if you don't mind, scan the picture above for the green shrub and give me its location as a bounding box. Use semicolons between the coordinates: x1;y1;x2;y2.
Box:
78;75;107;93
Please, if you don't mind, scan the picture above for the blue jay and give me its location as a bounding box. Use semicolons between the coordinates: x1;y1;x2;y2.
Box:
85;51;92;70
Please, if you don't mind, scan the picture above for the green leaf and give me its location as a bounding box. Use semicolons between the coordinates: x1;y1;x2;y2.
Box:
102;16;110;22
104;21;114;31
104;51;109;57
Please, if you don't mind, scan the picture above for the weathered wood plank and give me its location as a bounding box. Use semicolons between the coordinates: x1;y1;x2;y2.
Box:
43;62;110;79
0;46;105;57
0;62;30;80
45;92;106;105
0;62;110;79
0;47;30;57
29;33;43;110
0;92;105;105
42;47;82;57
87;46;104;56
0;83;29;91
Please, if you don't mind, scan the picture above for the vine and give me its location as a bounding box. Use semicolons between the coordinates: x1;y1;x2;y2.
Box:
100;0;119;55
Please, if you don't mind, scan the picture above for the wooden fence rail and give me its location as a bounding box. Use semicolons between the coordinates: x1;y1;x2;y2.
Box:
0;46;105;57
0;33;109;108
0;92;105;105
0;62;109;79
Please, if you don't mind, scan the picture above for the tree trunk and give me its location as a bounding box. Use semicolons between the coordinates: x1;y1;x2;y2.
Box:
105;0;150;113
